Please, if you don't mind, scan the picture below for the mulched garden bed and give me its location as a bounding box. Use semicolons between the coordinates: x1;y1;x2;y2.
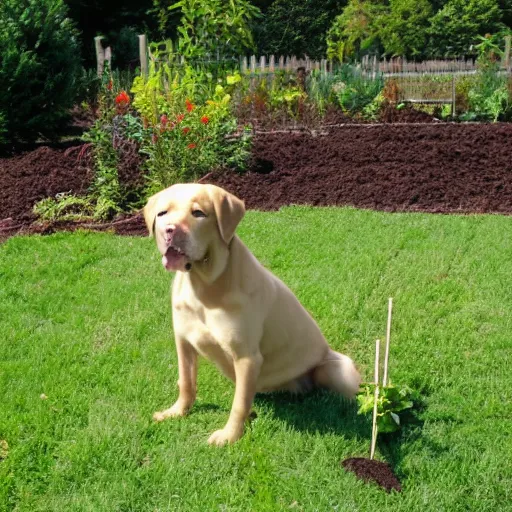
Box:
1;122;512;241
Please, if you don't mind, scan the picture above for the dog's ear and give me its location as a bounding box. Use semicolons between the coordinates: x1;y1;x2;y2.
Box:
143;191;162;236
209;186;245;244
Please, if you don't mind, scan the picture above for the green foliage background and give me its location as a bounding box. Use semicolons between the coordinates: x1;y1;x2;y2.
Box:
0;0;81;142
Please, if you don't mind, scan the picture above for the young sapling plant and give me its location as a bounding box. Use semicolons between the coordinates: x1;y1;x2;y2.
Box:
342;298;406;492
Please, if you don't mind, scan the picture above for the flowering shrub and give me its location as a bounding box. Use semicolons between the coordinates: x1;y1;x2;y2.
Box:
130;68;251;193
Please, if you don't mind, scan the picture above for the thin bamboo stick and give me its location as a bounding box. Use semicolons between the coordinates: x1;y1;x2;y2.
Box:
383;298;393;387
370;339;380;460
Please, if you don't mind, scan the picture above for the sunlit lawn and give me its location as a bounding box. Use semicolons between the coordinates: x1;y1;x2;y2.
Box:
1;207;511;511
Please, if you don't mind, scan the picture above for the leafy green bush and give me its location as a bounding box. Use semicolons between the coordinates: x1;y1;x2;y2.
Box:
357;383;417;433
33;194;95;222
0;0;81;141
131;65;251;194
170;0;260;60
464;34;511;121
326;0;385;62
426;0;504;58
254;0;346;60
333;66;384;114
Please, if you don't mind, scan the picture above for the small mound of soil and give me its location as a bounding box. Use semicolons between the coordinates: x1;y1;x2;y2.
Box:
380;103;437;123
342;457;402;492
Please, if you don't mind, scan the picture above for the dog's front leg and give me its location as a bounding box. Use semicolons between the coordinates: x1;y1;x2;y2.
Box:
208;354;262;446
153;337;197;421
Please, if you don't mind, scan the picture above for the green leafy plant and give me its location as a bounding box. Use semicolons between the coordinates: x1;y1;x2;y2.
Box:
326;0;385;62
82;80;124;220
306;70;339;114
131;66;251;193
33;194;95;222
0;0;81;142
465;33;511;121
357;383;417;433
362;92;385;120
169;0;261;61
333;66;384;114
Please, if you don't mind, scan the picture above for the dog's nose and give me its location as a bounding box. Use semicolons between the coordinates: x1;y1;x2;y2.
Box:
166;224;176;234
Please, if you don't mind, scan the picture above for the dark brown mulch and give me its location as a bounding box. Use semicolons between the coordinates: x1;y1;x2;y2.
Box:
380;103;438;123
206;123;512;214
0;145;93;224
2;122;512;241
342;457;402;493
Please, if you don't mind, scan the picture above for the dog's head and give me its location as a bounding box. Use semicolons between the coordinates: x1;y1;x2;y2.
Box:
143;184;245;273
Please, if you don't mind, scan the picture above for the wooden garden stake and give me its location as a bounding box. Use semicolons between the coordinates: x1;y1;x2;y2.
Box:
383;297;393;387
370;339;380;460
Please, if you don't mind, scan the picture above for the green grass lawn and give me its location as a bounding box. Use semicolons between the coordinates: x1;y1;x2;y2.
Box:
1;207;511;511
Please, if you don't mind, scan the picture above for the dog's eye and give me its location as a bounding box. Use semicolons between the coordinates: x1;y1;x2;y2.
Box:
157;210;167;217
192;210;207;218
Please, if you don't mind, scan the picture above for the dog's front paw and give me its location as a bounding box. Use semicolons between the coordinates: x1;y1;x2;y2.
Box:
207;426;244;446
153;402;189;422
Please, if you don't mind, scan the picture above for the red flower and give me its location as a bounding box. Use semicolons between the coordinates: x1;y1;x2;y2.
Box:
200;115;209;124
176;114;185;123
185;99;194;112
187;143;196;149
115;91;130;107
107;79;113;91
182;127;190;135
160;114;168;126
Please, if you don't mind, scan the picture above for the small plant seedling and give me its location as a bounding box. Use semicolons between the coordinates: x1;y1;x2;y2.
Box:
342;298;405;492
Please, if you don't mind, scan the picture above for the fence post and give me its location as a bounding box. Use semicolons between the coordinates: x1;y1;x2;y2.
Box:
269;55;275;73
138;34;148;77
504;35;511;72
260;55;266;74
241;56;248;74
95;36;105;76
452;75;456;117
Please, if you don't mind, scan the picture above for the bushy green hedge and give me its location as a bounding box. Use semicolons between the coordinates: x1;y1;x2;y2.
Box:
0;0;81;142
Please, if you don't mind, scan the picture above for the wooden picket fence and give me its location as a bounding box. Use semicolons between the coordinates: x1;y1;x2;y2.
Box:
94;34;512;111
240;55;331;75
95;33;512;79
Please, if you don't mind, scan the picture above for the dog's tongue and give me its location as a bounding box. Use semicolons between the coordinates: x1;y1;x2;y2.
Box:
162;247;188;272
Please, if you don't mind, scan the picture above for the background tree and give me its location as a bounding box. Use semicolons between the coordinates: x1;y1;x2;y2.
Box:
253;0;346;60
326;0;386;61
0;0;81;141
426;0;505;57
170;0;261;60
379;0;432;58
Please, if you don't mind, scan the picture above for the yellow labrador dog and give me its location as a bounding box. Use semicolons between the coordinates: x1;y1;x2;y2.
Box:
144;183;360;446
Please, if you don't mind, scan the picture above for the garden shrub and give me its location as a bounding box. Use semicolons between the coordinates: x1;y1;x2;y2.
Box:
333;66;384;114
464;34;511;121
0;0;81;141
130;64;251;194
254;0;346;60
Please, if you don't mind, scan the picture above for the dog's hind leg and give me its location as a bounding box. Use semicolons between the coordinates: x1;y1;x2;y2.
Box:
312;349;361;398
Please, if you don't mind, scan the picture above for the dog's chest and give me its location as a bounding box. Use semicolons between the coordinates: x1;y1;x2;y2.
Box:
173;300;233;357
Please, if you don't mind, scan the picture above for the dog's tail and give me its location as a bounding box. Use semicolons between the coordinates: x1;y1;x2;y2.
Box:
313;349;361;398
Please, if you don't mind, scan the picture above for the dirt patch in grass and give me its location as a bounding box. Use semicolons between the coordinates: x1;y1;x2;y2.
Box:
342;457;402;493
1;123;512;241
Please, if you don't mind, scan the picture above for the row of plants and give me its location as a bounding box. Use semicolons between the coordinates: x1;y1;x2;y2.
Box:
35;61;252;222
33;37;512;224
